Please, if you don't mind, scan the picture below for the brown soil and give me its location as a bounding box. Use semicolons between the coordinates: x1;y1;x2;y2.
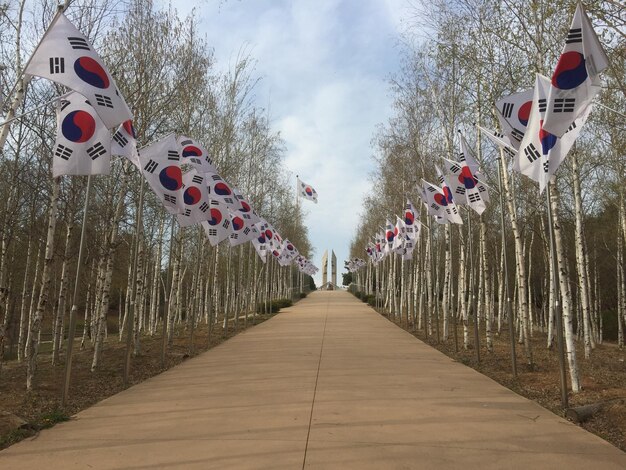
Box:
382;311;626;452
0;311;277;450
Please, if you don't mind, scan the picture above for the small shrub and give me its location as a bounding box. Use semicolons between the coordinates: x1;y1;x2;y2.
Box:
354;291;363;299
367;295;376;307
299;292;307;299
275;298;293;309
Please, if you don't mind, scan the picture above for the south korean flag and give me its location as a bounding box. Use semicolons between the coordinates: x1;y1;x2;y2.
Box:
52;92;111;177
251;220;270;262
278;239;299;265
178;136;218;174
441;158;490;208
205;171;238;210
233;188;260;224
495;89;533;150
138;134;185;215
25;13;132;129
201;199;232;246
176;170;212;227
112;120;140;169
543;3;608;137
228;209;257;247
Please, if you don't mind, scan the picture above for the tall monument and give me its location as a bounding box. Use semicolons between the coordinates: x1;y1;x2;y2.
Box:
322;250;328;286
331;250;337;287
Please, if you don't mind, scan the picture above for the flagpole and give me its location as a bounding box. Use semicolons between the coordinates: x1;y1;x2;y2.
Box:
497;149;518;378
161;214;176;368
546;181;569;408
467;208;480;363
61;174;92;408
123;177;146;386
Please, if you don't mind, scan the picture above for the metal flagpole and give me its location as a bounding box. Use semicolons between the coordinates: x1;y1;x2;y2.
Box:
467;209;480;363
124;177;146;386
61;175;92;407
546;181;569;408
497;149;517;378
161;214;176;368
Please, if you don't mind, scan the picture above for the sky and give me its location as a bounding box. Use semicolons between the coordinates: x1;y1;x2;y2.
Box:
169;0;409;286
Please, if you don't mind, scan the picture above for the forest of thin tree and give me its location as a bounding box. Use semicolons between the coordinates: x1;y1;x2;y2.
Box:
0;0;314;397
350;0;625;396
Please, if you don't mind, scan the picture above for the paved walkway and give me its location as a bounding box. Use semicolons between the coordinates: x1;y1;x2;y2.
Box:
1;291;624;469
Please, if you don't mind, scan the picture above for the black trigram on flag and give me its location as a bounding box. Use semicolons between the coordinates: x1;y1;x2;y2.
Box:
430;203;439;211
504;147;516;159
68;36;90;50
426;186;435;193
49;57;65;74
243;227;251;235
511;128;525;142
450;207;459;215
565;28;582;44
183;209;192;217
59;99;71;112
543;160;550;173
87;142;106;160
501;102;514;118
566;121;577;133
468;192;481;203
94;94;113;108
552;98;575;113
524;143;541;163
199;202;209;212
180;139;193;146
207;228;217;237
192;175;203;184
211;174;222;181
223;197;234;205
458;152;466;163
144;159;158;173
222;220;230;229
450;163;461;173
164;194;177;204
538;98;547;113
167;150;179;161
242;213;251;220
455;187;465;196
113;132;128;147
55;144;72;160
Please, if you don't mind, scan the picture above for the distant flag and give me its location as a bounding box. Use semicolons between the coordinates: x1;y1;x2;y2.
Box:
175;170;212;227
543;2;608;137
404;199;419;240
138;134;184;214
297;177;318;203
278;239;299;265
24;13;132;129
228;209;257;246
201;199;232;246
232;188;260;224
251;220;269;262
205;171;238;210
516;74;590;192
456;134;488;215
177;136;217;174
112;120;140;169
52;92;110;177
392;217;405;253
421;179;463;224
384;219;395;253
496;89;533;149
476;125;517;156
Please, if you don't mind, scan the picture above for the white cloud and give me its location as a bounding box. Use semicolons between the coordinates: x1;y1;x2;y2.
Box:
170;0;403;285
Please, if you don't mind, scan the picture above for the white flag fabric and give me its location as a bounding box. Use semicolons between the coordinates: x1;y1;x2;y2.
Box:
543;3;608;137
233;188;261;225
112;120;140;169
139;134;185;214
442;158;490;206
456;134;488;215
201;199;232;246
517;74;590;192
495;89;534;149
384;219;395;254
278;239;299;265
251;220;269;262
177;136;218;174
24;13;132;129
404;199;419;240
205;171;238;210
175;170;212;227
421;179;463;224
228;210;257;247
297;177;318;203
476;125;517;155
52;92;110;177
392;217;405;253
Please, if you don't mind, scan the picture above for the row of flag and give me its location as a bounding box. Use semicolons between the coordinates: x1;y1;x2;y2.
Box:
359;2;608;265
18;10;319;277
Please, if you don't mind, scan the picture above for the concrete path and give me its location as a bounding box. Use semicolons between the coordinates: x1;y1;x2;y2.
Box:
1;291;624;469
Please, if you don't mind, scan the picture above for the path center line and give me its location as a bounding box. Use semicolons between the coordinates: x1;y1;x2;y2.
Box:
302;294;330;469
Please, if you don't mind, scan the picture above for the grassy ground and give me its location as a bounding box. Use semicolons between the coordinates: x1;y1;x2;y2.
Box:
379;309;626;452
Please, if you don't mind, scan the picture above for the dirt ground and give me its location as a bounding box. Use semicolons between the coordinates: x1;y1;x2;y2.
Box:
0;311;276;450
381;311;626;452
